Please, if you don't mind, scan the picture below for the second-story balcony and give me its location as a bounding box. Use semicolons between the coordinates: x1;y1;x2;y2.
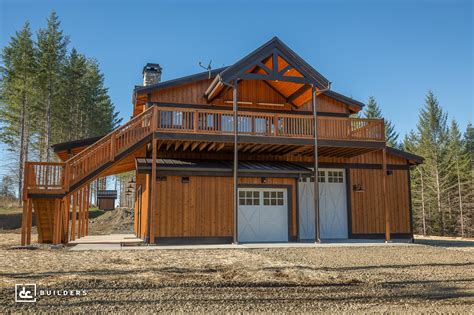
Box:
154;106;385;142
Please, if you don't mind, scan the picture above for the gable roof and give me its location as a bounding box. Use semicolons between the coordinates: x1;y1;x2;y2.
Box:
133;37;365;110
216;36;330;88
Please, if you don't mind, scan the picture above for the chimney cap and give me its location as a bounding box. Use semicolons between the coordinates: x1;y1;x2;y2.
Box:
143;63;162;74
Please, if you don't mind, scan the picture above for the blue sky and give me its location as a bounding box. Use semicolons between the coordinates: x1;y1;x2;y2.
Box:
0;0;472;175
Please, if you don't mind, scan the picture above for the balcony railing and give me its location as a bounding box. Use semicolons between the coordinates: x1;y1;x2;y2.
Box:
24;105;384;195
155;107;385;141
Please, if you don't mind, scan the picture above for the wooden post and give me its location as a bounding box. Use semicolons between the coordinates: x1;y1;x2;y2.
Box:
233;79;239;244
312;85;321;243
383;147;391;242
71;191;77;241
149;137;157;244
78;189;83;238
193;110;199;133
21;199;28;246
82;187;87;237
53;199;61;245
26;199;32;245
62;196;70;243
110;134;116;161
86;185;90;236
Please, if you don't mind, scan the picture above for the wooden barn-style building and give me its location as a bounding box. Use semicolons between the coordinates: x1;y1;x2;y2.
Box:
20;37;422;245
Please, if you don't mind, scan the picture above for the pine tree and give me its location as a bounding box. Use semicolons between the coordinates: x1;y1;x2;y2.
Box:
82;59;121;138
462;123;474;236
364;96;399;147
58;48;88;141
36;11;69;161
416;91;450;235
445;120;471;236
0;22;37;203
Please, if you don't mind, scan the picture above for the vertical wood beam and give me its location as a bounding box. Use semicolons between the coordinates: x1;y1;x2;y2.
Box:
26;199;32;245
53;199;61;245
149;137;157;244
78;189;83;238
382;147;391;242
62;196;70;243
21;199;28;246
233;79;239;244
312;85;321;243
71;191;77;241
82;187;87;237
86;185;90;236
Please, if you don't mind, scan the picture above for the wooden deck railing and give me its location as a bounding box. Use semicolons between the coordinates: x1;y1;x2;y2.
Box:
24;105;384;195
155;107;385;141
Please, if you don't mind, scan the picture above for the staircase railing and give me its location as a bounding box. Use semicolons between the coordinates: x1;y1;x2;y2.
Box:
25;106;155;194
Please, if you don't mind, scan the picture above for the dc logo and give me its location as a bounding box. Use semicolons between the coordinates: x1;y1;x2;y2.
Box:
15;284;37;303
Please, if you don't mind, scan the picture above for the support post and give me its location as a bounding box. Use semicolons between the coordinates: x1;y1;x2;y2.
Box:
82;187;87;237
78;189;83;238
53;199;61;245
312;85;321;243
233;79;239;244
382;147;391;242
26;199;32;245
85;185;90;236
71;191;77;241
21;199;28;246
62;196;70;243
149;137;157;244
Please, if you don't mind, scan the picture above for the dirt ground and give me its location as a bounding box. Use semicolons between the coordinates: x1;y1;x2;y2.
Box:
0;234;473;313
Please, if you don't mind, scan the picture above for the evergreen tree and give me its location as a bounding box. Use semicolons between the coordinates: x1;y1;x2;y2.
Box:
364;96;399;147
0;22;37;203
35;11;69;161
82;59;121;138
415;91;450;235
0;12;120;201
445;120;471;236
462;123;474;236
57;48;88;141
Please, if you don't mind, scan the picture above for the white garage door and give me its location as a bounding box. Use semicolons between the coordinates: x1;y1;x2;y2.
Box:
298;169;348;240
238;188;288;243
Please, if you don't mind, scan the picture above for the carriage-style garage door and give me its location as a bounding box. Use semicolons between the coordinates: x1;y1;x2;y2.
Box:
298;169;348;240
238;188;288;243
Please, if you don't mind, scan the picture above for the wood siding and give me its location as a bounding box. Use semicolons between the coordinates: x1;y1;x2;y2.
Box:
134;173;150;238
150;176;297;239
350;169;411;235
148;79;350;114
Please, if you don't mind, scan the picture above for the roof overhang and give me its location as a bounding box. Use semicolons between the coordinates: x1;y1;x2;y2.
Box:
386;147;424;165
204;37;331;107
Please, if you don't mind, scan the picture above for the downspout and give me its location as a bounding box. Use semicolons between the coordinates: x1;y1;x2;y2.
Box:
313;82;331;244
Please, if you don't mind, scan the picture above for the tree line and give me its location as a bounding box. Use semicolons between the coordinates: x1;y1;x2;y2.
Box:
360;93;473;237
0;12;121;203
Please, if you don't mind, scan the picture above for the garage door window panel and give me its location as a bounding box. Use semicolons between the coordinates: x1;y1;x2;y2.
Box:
263;191;284;206
239;190;260;206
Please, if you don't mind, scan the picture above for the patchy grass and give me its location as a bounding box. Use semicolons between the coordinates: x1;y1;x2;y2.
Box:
0;207;22;214
0;233;473;313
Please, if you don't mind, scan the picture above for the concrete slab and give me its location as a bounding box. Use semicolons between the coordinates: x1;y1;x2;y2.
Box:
69;234;143;245
69;239;416;251
70;243;122;251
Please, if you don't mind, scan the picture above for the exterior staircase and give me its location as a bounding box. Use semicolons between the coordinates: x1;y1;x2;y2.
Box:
21;106;156;245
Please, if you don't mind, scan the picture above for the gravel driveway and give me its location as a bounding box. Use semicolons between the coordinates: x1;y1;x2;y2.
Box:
0;233;473;313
